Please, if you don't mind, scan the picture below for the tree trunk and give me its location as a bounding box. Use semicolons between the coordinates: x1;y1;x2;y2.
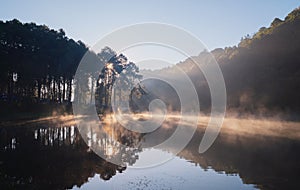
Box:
37;80;41;101
58;77;61;103
52;78;56;102
47;77;51;101
62;77;66;102
68;79;72;103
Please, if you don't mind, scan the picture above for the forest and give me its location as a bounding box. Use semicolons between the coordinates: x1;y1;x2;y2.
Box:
1;8;300;119
0;19;142;117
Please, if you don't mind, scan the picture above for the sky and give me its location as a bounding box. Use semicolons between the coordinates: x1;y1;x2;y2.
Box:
0;0;299;69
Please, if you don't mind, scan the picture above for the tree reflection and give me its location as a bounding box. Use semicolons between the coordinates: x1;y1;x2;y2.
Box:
77;116;143;167
0;121;142;189
0;119;299;190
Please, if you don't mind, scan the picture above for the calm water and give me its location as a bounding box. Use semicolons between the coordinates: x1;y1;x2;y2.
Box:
0;118;299;190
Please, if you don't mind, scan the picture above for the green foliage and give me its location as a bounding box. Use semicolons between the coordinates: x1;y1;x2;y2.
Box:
285;7;300;21
239;7;300;48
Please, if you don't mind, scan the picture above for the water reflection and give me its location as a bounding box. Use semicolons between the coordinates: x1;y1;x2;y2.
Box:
0;117;299;190
77;116;143;166
0;124;129;189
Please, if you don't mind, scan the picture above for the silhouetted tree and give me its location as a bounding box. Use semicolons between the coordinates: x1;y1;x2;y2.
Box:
95;48;142;114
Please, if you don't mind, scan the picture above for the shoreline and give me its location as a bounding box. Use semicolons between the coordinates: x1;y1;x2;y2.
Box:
1;112;299;141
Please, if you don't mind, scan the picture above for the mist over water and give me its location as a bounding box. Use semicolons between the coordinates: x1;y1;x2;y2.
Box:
0;114;299;189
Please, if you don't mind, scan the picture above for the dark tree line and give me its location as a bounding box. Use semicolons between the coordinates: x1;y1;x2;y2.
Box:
0;19;88;104
0;19;143;116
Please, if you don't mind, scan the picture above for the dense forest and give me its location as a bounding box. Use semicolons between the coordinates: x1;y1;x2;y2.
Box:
0;19;142;117
0;19;87;104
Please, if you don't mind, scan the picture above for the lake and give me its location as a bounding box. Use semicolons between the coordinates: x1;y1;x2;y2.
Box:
0;115;299;190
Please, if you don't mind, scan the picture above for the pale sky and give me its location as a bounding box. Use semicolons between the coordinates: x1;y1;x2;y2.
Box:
1;0;299;69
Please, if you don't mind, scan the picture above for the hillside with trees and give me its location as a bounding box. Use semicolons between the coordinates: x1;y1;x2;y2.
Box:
219;7;300;115
147;7;300;118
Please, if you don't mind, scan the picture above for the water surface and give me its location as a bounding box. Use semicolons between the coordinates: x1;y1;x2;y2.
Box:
0;117;299;189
